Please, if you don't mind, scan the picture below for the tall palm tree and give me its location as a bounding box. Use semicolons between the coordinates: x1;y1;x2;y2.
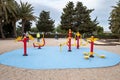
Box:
9;0;19;37
0;0;17;38
18;1;36;34
0;0;7;38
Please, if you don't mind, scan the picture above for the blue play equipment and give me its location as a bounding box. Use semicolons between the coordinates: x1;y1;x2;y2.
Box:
0;46;120;69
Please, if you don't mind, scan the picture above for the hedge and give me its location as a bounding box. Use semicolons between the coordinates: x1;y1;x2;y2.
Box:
30;33;120;39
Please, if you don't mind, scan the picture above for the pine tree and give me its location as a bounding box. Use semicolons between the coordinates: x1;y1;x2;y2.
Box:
60;1;75;31
74;2;98;34
36;10;55;33
60;1;98;35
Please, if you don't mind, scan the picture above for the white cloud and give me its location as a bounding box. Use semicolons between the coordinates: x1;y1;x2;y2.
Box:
16;0;100;11
81;0;100;8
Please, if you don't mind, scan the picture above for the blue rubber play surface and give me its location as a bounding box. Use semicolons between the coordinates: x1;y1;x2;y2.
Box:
0;46;120;69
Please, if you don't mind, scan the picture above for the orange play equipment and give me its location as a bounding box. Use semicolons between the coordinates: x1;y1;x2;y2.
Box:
33;33;45;49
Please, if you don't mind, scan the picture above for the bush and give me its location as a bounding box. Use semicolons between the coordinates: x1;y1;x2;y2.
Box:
30;33;67;38
30;33;120;39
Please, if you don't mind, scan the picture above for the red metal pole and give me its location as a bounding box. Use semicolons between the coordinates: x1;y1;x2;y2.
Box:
68;29;72;52
90;41;94;57
77;36;80;49
90;42;94;52
68;38;71;52
23;37;28;56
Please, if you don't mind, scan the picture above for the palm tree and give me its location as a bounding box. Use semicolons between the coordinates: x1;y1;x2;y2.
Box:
109;0;120;34
18;1;36;34
0;0;18;38
0;0;7;38
10;1;19;37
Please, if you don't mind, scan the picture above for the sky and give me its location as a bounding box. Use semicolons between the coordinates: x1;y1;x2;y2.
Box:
16;0;118;31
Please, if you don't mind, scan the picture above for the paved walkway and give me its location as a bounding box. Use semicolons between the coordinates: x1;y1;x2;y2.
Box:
0;38;120;80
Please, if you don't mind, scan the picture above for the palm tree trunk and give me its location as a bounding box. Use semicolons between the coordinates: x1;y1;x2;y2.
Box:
0;20;5;39
12;21;17;38
22;19;25;34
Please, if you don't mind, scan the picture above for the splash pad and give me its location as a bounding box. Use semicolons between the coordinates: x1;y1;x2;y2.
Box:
0;46;120;69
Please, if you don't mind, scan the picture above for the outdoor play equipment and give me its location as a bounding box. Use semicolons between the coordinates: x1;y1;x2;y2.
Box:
59;29;72;52
33;33;45;49
15;34;34;56
15;34;34;41
75;32;82;49
74;32;88;47
60;29;88;52
83;36;105;59
20;37;29;56
68;29;72;52
87;36;98;57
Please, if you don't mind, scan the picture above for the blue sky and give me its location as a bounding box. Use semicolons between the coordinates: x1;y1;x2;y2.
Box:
16;0;118;31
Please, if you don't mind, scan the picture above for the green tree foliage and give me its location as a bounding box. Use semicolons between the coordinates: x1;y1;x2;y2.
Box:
55;25;66;33
88;17;99;35
0;0;17;38
109;0;120;34
74;2;96;34
30;27;38;33
9;1;20;37
95;26;104;34
18;1;36;34
19;20;32;33
2;22;14;37
24;20;32;32
60;1;74;30
0;0;35;38
60;1;99;35
36;10;55;33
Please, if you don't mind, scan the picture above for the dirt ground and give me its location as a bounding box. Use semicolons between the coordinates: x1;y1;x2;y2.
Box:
0;38;120;80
